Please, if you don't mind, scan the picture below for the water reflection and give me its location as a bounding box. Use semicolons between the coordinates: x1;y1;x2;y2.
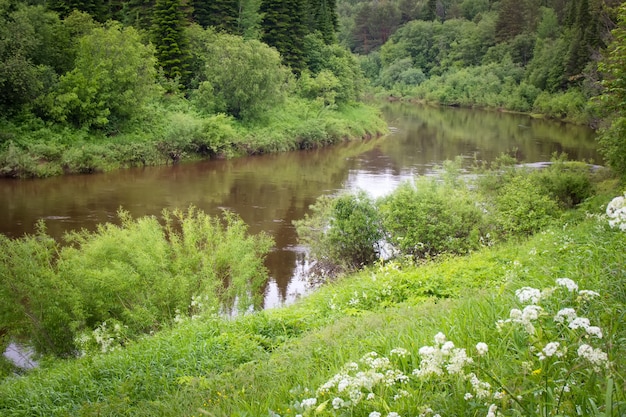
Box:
0;103;600;308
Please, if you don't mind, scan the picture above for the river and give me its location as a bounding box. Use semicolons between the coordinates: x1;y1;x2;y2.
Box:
0;102;600;308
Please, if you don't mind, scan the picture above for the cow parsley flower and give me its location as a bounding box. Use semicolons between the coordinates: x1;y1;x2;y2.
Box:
554;308;577;324
569;317;591;330
577;344;609;370
606;194;626;230
486;403;498;417
369;412;382;417
579;289;600;299
537;342;564;360
556;278;578;292
300;398;317;409
515;287;542;304
476;342;489;356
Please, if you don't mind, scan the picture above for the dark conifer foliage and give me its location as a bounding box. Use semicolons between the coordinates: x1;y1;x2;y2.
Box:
306;0;338;43
494;0;527;41
48;0;109;21
152;0;192;85
192;0;239;33
260;0;308;72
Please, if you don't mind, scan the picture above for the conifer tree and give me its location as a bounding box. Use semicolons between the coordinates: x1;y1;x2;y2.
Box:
152;0;191;86
192;0;239;33
260;0;307;72
494;0;526;41
307;0;338;44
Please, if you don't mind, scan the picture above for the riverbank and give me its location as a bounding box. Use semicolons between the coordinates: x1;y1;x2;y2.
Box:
1;184;624;416
0;100;388;179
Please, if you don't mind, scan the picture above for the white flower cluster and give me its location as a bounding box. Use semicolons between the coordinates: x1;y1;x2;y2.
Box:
577;344;609;371
497;305;544;335
412;332;474;377
501;278;610;372
315;351;409;410
606;193;626;231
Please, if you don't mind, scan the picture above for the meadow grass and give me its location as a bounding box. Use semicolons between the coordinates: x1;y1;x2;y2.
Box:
0;191;625;416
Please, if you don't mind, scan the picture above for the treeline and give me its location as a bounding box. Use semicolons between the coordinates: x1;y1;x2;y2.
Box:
0;0;386;178
337;0;626;178
351;0;621;118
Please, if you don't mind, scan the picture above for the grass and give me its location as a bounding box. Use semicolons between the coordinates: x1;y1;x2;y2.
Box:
0;189;625;416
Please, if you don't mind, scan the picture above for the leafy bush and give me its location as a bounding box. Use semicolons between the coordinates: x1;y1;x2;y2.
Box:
533;157;595;208
490;173;560;237
294;191;383;270
0;207;273;357
379;178;486;259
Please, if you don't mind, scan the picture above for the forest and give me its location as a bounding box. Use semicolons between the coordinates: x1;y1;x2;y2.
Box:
1;0;626;178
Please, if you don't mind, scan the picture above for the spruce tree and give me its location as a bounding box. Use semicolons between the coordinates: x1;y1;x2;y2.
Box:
152;0;191;86
192;0;239;33
260;0;307;73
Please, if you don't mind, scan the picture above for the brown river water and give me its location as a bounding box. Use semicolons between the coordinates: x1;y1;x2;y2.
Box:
0;102;600;309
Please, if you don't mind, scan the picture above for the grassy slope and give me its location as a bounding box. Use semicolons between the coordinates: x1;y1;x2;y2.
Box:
0;195;625;416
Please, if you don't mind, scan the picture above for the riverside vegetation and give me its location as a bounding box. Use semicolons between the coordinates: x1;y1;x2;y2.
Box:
1;156;625;416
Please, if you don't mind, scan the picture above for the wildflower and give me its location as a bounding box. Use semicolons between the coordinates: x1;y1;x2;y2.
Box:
493;391;505;400
554;308;577;324
300;398;317;409
476;342;489;356
332;397;345;409
434;332;447;345
537;342;563;360
579;289;600;299
390;347;410;357
387;413;400;417
464;392;474;400
606;194;626;229
467;372;491;399
441;341;455;355
367;393;375;400
446;348;473;374
486;404;498;417
569;317;591;330
556;278;579;292
369;413;382;417
515;287;542;304
577;344;609;370
585;326;603;338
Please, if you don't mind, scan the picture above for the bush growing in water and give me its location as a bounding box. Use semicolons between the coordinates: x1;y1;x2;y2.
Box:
294;191;383;270
297;158;597;271
0;207;273;357
379;178;486;258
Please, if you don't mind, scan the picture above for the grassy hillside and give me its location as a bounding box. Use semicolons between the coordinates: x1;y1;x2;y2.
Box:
1;185;624;416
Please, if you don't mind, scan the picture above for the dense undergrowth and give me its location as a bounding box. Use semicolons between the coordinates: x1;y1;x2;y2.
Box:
0;168;624;416
0;99;387;179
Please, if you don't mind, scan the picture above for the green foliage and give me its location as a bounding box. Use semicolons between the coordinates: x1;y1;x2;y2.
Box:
532;89;588;122
260;0;308;72
490;173;561;237
193;31;290;120
0;207;273;357
152;0;191;85
0;223;80;356
379;177;485;258
533;156;596;209
294;191;383;270
597;3;626;179
42;22;157;131
1;187;625;417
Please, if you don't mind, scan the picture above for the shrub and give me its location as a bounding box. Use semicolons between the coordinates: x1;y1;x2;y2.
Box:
491;173;560;237
533;157;595;208
294;191;383;271
0;207;273;357
378;178;486;259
